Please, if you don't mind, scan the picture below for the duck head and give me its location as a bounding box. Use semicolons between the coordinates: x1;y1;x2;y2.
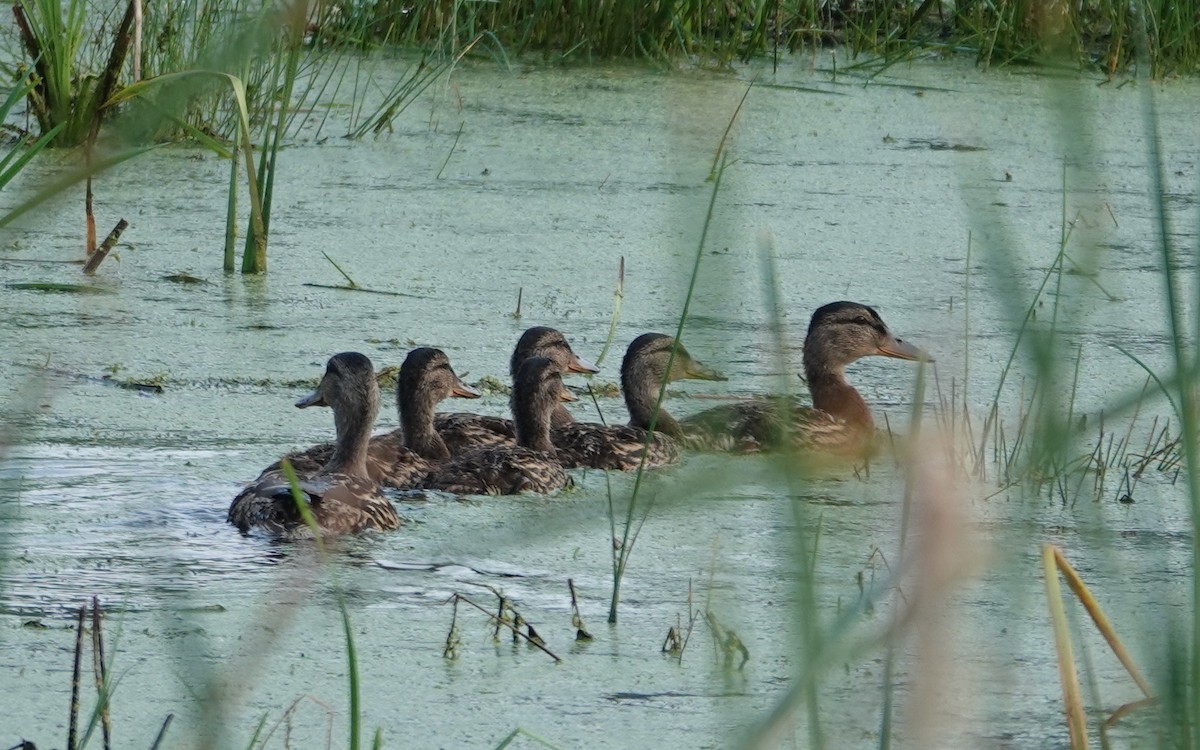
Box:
510;326;599;378
295;352;380;475
511;355;575;452
802;302;927;373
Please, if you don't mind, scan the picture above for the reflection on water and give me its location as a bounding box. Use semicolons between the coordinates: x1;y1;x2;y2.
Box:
1;55;1197;748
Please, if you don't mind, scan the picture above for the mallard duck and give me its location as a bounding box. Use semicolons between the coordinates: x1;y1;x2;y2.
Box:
424;356;573;495
228;352;399;536
434;326;598;453
681;301;927;455
551;333;726;470
268;347;480;488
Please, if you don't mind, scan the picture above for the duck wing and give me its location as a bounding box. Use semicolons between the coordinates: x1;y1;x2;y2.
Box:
552;423;678;471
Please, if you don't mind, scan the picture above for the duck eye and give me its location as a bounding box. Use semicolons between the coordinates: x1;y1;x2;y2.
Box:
853;316;870;326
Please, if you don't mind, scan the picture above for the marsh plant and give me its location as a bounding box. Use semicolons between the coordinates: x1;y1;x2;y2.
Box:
2;0;444;271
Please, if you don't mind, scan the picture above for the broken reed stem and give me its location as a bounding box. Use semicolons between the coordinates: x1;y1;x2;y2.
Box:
1042;544;1088;749
567;578;592;640
1051;547;1154;699
443;595;461;658
68;604;86;750
1103;696;1156;729
91;596;112;750
82;219;129;275
445;593;561;662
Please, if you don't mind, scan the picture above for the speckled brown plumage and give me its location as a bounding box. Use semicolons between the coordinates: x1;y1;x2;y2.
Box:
433;326;597;453
424;357;571;495
681;302;927;456
228;352;399;536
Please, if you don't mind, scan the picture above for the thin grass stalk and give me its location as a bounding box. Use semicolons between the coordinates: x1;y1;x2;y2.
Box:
1133;16;1200;739
593;256;625;368
340;598;361;750
243;19;301;274
68;604;85;750
107;69;267;257
435;120;465;179
756;241;825;750
148;714;173;750
90;596;112;749
224;140;239;272
607;152;728;625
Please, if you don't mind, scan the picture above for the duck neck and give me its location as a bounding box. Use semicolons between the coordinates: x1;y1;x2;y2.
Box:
513;396;556;453
623;364;681;438
400;390;449;460
803;356;873;430
326;402;374;477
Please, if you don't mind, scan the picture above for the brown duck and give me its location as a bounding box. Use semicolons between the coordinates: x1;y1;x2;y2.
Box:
552;333;725;470
424;356;573;495
228;352;399;536
682;301;927;455
434;326;598;454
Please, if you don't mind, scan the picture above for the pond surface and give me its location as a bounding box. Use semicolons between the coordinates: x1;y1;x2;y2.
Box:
1;54;1198;748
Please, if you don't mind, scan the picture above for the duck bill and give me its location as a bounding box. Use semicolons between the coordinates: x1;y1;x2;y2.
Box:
559;388;579;403
451;380;482;399
877;336;930;362
295;388;327;408
566;352;600;374
685;359;728;382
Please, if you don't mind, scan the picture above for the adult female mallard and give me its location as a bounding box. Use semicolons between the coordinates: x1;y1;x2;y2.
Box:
268;347;479;488
228;352;399;536
551;333;725;470
424;356;573;495
681;301;927;455
434;326;598;454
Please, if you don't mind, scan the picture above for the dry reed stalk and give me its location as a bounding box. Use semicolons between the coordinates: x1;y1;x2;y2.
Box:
1050;546;1155;699
567;579;592;641
1043;544;1088;749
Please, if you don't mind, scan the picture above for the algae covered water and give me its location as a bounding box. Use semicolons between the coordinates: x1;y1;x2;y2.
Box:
1;56;1197;748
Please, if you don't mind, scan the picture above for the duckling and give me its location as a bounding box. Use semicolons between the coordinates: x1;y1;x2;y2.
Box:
228;352;399;536
551;333;726;470
434;326;598;453
681;301;926;455
268;348;480;488
424;356;573;495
